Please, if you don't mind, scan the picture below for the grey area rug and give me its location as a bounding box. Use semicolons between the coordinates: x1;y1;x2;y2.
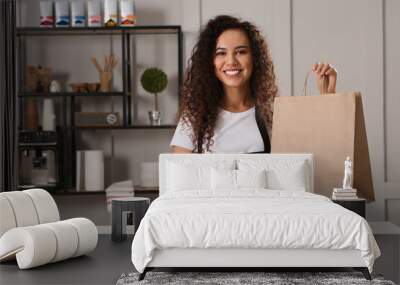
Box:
116;272;396;285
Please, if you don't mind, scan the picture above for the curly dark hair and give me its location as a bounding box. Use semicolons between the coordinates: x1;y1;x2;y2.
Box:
179;15;278;153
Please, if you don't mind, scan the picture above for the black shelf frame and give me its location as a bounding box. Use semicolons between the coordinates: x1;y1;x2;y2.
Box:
16;26;181;36
16;25;182;192
18;92;126;97
73;124;177;130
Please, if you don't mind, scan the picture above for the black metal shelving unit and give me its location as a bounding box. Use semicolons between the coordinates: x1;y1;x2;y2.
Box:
16;25;182;193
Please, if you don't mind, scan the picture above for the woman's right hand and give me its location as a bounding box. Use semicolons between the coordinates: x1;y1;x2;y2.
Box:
312;62;338;94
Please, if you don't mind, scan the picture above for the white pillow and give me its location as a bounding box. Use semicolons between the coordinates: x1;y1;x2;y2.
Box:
237;169;267;188
211;169;267;190
167;159;236;192
211;168;236;190
266;161;308;191
168;162;210;191
238;159;310;192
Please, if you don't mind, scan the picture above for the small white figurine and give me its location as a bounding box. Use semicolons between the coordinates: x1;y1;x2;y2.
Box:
342;156;353;189
50;80;61;92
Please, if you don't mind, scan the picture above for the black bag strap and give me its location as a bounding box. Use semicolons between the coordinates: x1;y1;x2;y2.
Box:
254;107;271;153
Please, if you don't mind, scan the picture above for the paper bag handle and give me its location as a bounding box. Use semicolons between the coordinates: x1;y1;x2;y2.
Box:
302;70;328;96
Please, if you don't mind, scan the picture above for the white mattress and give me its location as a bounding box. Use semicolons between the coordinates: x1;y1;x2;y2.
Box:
131;190;380;273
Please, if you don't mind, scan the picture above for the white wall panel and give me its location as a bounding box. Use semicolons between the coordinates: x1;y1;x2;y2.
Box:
201;0;269;29
180;0;201;69
385;0;400;183
269;0;292;97
292;0;366;95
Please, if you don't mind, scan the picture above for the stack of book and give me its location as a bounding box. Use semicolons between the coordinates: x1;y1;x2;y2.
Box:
105;180;134;212
332;188;358;200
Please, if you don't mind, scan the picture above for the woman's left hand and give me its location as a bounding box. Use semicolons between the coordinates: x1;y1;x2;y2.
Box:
312;62;337;94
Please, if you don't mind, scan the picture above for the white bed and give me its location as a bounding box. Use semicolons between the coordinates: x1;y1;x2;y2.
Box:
131;154;380;280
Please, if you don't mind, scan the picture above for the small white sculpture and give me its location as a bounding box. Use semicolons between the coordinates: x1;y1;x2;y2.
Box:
342;156;353;189
49;80;61;92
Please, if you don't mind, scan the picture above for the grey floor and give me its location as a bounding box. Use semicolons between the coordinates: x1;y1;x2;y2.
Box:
0;235;134;285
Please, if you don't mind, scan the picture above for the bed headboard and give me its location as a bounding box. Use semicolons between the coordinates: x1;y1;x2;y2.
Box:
159;153;314;195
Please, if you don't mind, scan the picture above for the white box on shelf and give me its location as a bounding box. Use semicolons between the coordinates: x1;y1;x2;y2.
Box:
55;1;70;27
87;0;101;27
71;1;86;27
40;1;54;27
104;0;118;26
120;0;136;26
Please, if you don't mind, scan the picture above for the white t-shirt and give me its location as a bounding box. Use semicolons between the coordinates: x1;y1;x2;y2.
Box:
170;106;265;153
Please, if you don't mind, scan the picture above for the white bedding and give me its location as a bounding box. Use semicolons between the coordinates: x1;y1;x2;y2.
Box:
131;190;380;273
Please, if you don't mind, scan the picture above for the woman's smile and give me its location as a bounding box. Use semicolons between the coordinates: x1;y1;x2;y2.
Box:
223;68;243;76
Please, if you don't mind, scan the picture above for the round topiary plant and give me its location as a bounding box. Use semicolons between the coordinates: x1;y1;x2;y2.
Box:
140;68;168;111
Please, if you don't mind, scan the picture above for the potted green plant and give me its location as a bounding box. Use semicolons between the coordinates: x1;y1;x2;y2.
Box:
140;68;168;125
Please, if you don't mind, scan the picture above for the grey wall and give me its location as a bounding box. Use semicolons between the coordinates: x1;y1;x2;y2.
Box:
17;0;400;224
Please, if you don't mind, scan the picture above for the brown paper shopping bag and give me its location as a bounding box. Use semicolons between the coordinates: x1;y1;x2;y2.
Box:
271;76;374;201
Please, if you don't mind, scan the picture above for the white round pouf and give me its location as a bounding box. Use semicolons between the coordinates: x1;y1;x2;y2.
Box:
0;196;17;237
42;221;79;262
24;189;60;223
1;192;39;227
0;226;57;269
64;218;98;257
0;189;98;270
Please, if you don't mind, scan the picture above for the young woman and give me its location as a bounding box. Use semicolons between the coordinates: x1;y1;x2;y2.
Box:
171;15;337;154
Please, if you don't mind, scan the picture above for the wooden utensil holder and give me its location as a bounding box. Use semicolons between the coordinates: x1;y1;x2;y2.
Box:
100;71;112;92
